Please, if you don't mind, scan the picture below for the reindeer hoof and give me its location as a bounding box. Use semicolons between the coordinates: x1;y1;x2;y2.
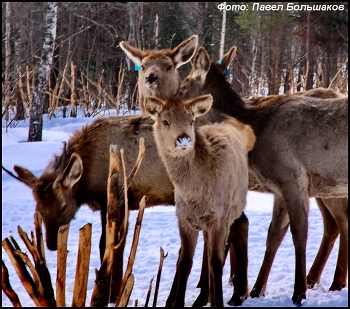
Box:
192;295;209;307
307;279;318;289
292;293;306;307
228;276;234;286
227;294;247;306
329;283;346;291
249;288;264;298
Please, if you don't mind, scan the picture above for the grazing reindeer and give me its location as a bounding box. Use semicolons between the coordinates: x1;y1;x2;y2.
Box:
144;94;256;307
3;35;198;304
177;46;348;305
119;35;198;112
3;114;175;303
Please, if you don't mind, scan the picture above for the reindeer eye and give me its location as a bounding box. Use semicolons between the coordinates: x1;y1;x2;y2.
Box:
60;205;68;214
162;120;170;126
166;65;173;71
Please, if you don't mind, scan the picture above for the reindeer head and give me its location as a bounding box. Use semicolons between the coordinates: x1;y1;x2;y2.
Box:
120;35;198;112
144;95;213;157
3;152;83;250
177;46;237;100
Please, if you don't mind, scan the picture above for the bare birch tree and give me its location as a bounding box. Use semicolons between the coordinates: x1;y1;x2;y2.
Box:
219;2;226;59
28;2;57;142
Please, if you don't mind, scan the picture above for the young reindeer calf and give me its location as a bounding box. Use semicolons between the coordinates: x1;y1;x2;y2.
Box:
144;94;256;307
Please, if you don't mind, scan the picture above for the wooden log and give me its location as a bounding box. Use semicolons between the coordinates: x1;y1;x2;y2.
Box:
71;223;92;307
2;260;22;307
56;224;69;307
152;247;168;307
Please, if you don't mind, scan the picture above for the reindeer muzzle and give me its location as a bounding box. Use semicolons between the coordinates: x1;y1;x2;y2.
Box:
175;135;192;148
146;73;158;84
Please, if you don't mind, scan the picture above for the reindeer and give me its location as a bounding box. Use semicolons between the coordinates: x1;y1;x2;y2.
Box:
177;46;348;306
119;35;198;112
144;94;256;307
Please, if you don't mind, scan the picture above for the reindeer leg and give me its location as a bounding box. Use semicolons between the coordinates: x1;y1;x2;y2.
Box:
227;212;249;306
307;198;338;288
207;224;227;307
325;198;348;291
166;221;198;307
250;195;290;298
192;230;210;307
193;211;245;307
284;186;309;306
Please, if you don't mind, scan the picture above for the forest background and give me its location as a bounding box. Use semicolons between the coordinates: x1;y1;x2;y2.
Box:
2;2;348;141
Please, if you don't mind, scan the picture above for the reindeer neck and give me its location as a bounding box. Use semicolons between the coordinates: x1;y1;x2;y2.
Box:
203;67;251;124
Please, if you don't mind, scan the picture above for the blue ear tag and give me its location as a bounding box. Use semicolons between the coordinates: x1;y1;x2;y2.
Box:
134;64;142;71
217;59;230;76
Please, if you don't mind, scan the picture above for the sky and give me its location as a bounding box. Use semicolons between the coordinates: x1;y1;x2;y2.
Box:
2;108;348;307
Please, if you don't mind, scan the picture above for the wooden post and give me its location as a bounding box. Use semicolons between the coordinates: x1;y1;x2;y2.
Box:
71;223;92;307
115;196;146;306
56;224;69;307
91;139;146;307
144;278;154;307
90;145;121;307
152;247;168;307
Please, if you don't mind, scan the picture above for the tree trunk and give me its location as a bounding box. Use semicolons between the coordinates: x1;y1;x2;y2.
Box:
28;2;58;142
219;2;226;59
4;2;12;123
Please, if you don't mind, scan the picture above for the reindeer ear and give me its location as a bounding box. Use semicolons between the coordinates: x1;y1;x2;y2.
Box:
119;41;145;66
53;153;83;190
10;165;38;189
144;96;165;118
190;47;211;86
218;46;237;75
171;35;199;69
187;94;213;118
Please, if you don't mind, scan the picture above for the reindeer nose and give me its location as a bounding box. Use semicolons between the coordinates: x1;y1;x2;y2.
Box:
176;134;192;148
146;73;158;83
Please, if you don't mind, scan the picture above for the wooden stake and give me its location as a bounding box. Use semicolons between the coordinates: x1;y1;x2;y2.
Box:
116;274;134;307
152;247;168;307
2;260;22;307
2;238;48;307
115;197;146;306
71;223;92;307
144;277;154;307
90;145;121;307
34;212;45;263
17;226;56;306
56;224;69;307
